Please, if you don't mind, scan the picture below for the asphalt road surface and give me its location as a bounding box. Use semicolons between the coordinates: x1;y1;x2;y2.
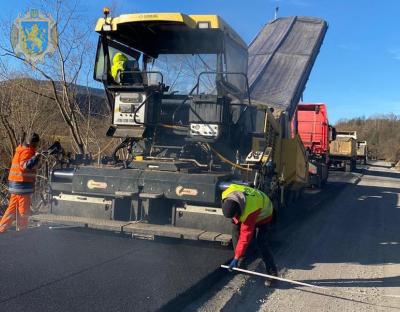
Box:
0;167;365;312
0;227;232;312
188;162;400;311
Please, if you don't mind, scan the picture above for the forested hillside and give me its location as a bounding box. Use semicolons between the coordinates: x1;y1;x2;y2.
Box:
0;79;110;169
335;114;400;162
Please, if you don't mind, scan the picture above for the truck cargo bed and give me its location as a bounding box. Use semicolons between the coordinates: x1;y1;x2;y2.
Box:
330;139;357;157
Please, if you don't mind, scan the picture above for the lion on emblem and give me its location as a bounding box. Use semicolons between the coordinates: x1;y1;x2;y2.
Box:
20;23;44;54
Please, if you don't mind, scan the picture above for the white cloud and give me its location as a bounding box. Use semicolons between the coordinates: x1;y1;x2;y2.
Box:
389;49;400;61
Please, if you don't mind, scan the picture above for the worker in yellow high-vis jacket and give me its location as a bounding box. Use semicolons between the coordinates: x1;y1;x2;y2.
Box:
111;52;142;85
222;184;278;285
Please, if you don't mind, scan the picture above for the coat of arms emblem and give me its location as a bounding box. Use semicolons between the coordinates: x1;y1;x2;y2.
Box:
11;9;57;63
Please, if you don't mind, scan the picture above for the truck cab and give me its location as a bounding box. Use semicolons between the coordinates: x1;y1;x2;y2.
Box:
94;13;253;156
295;103;334;187
356;140;368;165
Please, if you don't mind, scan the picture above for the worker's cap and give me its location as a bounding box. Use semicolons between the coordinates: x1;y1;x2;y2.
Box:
29;133;40;143
222;199;240;218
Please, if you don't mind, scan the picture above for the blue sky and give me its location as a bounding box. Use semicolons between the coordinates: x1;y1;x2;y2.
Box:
1;0;399;123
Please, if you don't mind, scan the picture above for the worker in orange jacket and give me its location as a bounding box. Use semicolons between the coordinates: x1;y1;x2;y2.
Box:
0;133;40;233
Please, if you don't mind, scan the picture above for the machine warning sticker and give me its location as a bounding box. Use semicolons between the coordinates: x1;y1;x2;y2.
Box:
175;186;198;196
87;180;108;190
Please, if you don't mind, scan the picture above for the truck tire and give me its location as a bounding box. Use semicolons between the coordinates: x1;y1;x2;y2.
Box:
351;159;357;171
345;161;351;172
321;164;328;186
322;170;328;186
316;175;322;188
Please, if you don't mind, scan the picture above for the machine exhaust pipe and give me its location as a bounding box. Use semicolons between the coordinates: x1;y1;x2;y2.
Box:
52;169;75;182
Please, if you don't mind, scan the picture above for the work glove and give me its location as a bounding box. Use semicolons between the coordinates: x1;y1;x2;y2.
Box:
228;258;239;271
33;152;41;164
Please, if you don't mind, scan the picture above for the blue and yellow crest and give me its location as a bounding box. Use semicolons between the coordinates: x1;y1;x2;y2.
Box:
11;9;57;63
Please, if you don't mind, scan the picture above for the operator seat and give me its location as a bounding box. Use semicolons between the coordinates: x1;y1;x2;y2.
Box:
120;60;143;85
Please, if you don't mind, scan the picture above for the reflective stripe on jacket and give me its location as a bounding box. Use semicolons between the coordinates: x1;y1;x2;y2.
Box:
8;145;37;183
222;184;273;259
8;181;34;194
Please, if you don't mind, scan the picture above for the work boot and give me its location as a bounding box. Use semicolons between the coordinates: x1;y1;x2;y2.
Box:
265;269;278;287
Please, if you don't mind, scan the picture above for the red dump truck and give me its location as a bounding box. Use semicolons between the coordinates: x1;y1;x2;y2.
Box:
296;103;335;187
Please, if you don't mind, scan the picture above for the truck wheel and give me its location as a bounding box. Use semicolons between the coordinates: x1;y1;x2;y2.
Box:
321;176;328;186
316;176;322;188
351;159;357;171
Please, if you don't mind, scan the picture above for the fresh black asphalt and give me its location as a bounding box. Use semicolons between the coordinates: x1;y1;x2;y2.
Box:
0;227;232;312
0;170;355;312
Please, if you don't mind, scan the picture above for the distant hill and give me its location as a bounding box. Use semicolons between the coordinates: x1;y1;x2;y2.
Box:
0;78;111;163
66;82;109;116
1;78;109;116
335;114;400;162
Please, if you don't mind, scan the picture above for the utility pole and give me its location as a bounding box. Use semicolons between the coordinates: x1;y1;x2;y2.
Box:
274;6;279;20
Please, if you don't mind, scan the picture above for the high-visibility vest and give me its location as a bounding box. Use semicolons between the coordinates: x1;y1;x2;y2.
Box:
222;184;273;223
8;145;37;183
111;53;128;81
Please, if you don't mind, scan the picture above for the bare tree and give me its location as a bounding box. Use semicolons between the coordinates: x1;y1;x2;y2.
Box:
336;114;400;162
0;0;99;154
0;73;60;160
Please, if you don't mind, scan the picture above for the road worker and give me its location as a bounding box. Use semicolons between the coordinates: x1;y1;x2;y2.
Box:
222;184;278;285
111;52;142;84
111;52;128;84
0;133;40;233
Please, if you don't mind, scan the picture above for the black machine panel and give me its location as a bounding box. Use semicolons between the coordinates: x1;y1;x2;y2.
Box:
51;194;113;220
60;166;232;206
